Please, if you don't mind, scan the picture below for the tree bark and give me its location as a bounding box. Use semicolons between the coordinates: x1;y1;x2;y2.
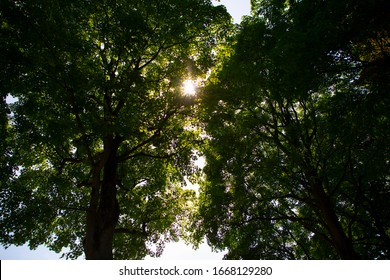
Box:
308;171;360;259
84;135;121;260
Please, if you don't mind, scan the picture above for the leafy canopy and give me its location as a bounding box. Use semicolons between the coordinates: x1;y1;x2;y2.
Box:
0;0;231;259
191;0;390;259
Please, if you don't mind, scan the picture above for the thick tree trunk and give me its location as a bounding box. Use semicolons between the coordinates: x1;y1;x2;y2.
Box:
84;136;121;260
307;171;360;259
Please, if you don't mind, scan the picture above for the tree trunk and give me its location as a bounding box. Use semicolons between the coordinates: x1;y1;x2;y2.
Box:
84;136;121;260
308;171;360;259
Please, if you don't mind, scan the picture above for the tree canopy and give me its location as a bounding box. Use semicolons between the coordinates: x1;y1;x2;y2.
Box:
1;0;389;260
0;0;231;259
191;0;390;259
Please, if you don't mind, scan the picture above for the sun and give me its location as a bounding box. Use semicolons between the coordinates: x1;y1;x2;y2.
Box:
182;79;197;95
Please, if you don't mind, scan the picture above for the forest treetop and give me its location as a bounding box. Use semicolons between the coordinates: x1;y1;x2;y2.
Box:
0;0;231;259
1;0;389;260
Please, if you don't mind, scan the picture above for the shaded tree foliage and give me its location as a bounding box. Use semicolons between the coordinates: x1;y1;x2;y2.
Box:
192;0;390;259
0;0;231;259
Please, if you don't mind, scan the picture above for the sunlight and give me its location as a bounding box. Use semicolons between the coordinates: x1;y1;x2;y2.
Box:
182;79;197;95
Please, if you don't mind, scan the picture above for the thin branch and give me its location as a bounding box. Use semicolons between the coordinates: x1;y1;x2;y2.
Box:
128;151;177;160
117;108;179;162
288;230;312;259
115;227;147;237
55;205;88;212
137;35;197;70
117;130;161;162
57;157;84;175
137;45;164;70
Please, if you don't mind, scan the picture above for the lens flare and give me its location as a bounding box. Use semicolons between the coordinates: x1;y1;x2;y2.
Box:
182;79;196;95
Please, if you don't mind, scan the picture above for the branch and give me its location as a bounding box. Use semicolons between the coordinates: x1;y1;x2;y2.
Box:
117;108;178;162
137;35;197;70
117;129;161;162
115;227;147;237
66;88;95;165
138;45;164;70
55;204;88;212
124;151;177;160
57;157;84;175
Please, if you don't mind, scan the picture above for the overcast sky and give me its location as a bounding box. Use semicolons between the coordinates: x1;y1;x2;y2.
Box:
0;0;251;260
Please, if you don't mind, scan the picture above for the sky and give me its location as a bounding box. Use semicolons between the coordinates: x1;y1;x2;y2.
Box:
214;0;251;23
0;0;251;260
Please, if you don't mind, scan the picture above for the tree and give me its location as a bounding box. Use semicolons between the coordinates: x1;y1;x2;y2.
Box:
191;0;390;259
0;0;231;259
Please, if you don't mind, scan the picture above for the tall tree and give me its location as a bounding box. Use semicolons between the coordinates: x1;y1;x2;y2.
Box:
191;0;390;259
0;0;231;259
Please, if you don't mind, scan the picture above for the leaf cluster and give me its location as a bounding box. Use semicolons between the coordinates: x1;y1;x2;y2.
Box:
193;0;390;259
0;0;231;259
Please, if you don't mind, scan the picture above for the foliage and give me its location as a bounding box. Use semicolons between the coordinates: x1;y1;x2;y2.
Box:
0;0;231;259
2;0;389;260
192;0;390;259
